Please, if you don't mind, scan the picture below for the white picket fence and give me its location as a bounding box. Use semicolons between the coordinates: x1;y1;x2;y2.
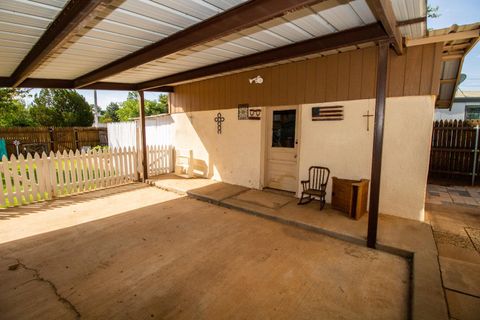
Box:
0;145;172;208
147;145;173;176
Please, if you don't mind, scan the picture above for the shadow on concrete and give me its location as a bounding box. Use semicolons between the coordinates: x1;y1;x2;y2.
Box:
0;184;147;221
0;193;411;320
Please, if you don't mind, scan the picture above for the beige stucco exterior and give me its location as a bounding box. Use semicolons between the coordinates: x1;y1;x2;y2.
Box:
380;96;436;220
172;108;263;189
299;96;436;221
169;95;436;221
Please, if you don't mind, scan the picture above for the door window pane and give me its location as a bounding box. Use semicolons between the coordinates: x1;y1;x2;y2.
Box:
272;110;296;148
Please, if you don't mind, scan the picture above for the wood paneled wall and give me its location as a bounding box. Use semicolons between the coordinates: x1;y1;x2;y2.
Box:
169;43;443;113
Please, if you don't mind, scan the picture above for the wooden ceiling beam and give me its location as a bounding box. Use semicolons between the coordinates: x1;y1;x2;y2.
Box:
9;0;119;88
137;23;388;91
397;16;426;27
436;100;452;107
366;0;403;55
0;77;173;92
406;30;480;47
442;54;463;60
443;43;471;51
73;0;332;89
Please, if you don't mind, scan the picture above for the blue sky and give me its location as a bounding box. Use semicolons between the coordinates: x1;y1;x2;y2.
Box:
428;0;480;92
27;0;480;108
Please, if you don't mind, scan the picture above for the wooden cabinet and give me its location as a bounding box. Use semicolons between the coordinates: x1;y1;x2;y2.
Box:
331;177;369;220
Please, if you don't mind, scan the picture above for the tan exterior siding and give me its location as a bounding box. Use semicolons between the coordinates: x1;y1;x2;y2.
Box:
169;43;443;113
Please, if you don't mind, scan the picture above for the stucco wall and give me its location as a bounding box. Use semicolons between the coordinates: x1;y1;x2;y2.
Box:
171;108;262;189
170;95;435;221
298;96;435;220
380;96;435;220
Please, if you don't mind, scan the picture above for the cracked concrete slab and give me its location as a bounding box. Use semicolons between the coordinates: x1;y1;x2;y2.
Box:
187;182;249;202
231;189;294;209
439;257;480;297
0;187;409;320
1;258;79;320
445;290;480;320
465;227;480;252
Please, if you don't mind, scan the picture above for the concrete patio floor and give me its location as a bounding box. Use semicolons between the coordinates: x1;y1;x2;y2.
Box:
148;174;449;320
0;184;410;320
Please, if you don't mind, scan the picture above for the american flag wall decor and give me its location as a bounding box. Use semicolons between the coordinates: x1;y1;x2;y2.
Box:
311;106;344;121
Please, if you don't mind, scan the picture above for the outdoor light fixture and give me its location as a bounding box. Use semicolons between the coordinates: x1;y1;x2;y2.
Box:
249;75;263;84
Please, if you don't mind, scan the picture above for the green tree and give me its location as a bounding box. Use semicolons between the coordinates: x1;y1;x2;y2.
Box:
116;92;139;121
100;102;120;123
0;88;34;127
146;94;168;115
427;5;440;18
116;92;168;121
29;89;94;127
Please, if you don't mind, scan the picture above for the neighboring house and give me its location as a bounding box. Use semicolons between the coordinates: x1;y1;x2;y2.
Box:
435;91;480;120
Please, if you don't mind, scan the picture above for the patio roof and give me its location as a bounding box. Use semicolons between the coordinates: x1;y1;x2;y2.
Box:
416;23;480;109
0;0;428;91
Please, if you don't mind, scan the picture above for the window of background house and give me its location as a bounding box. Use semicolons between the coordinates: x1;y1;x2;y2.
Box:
465;105;480;120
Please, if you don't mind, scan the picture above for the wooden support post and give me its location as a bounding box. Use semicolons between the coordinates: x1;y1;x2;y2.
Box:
367;40;389;249
74;128;79;150
48;127;55;153
138;91;148;181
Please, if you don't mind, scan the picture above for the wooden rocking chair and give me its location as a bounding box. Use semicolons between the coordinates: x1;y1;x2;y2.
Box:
298;166;330;210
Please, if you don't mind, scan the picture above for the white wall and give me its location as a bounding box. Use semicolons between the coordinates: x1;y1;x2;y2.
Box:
434;101;466;120
298;96;435;221
167;96;435;221
171;109;262;189
298;99;375;194
107;121;137;149
107;115;174;149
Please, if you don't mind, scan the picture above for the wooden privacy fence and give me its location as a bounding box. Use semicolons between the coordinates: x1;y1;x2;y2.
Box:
0;145;173;208
0;127;108;156
429;120;480;184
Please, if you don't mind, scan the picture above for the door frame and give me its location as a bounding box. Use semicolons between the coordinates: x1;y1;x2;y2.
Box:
261;105;302;193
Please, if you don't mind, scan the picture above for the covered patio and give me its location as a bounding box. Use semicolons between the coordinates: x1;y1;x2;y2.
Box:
1;0;478;244
1;0;480;319
0;183;409;319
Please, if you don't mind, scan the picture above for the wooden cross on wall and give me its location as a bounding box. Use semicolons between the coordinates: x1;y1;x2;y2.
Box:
362;110;374;131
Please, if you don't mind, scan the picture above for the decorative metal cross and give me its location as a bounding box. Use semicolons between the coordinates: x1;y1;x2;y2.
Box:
214;112;225;134
362;110;374;131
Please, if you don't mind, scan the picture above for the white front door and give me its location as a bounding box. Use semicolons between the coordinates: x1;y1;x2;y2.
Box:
265;106;299;192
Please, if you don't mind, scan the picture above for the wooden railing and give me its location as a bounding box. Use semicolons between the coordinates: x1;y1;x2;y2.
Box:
429;120;480;184
0;145;173;208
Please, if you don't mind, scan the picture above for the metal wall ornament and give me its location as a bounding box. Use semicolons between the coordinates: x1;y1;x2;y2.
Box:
237;104;261;120
248;108;261;120
362;110;374;131
238;104;249;120
214;112;225;134
248;75;263;84
312;106;344;121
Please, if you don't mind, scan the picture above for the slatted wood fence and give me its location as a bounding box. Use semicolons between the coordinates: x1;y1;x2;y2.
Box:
147;145;173;176
0;145;172;208
0;127;108;156
429;120;480;184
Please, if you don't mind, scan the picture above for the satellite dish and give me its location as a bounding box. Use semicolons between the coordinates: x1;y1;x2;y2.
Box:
459;73;467;85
